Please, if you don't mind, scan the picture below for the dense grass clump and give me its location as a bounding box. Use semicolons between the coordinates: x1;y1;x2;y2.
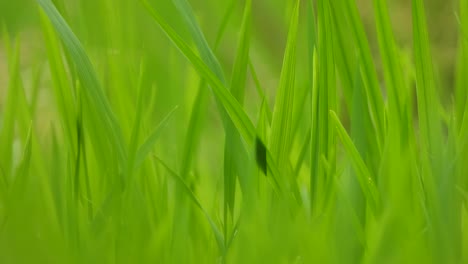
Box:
0;0;467;262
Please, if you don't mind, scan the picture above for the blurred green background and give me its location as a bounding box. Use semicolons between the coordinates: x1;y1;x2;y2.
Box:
0;0;465;263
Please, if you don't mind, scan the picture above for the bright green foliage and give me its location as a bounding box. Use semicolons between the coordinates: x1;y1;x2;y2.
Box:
0;0;466;263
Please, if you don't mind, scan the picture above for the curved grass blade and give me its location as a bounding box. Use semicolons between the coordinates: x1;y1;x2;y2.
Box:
36;0;127;166
172;0;226;83
154;156;225;253
311;0;337;212
270;0;300;178
135;106;179;169
329;111;380;214
223;0;252;240
373;0;405;126
412;0;459;261
331;0;385;147
140;0;255;145
140;0;283;187
39;10;77;153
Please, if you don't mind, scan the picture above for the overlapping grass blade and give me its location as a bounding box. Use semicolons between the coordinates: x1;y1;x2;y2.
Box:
311;0;336;212
171;0;226;83
333;0;385;147
154;156;225;252
412;0;459;261
36;0;127;166
135;106;179;170
270;0;300;178
223;0;252;239
39;10;77;152
139;0;255;145
329;111;380;214
139;0;282;188
373;0;405;127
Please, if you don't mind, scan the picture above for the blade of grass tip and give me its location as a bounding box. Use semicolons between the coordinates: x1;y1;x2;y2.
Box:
134;106;179;170
290;0;316;146
214;0;237;50
179;0;237;179
373;0;405;127
311;0;337;213
39;10;77;152
330;5;355;109
170;0;257;206
332;169;367;248
293;126;311;177
411;0;442;217
140;0;289;194
180;80;209;179
270;0;300;179
36;0;127;165
139;0;256;146
223;0;252;239
171;0;255;209
412;0;443;162
332;0;385;147
329;111;380;214
171;0;226;83
412;0;459;261
229;0;251;104
153;156;225;253
249;58;272;123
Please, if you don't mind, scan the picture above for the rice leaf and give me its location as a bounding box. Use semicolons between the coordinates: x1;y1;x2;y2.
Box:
135;106;179;169
139;0;256;145
270;0;300;178
154;156;225;253
329;111;380;214
36;0;127;166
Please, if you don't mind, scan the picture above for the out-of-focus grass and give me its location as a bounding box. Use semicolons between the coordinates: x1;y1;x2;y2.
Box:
0;0;467;263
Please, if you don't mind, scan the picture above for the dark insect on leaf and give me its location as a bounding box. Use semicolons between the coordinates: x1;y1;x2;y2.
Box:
255;136;267;175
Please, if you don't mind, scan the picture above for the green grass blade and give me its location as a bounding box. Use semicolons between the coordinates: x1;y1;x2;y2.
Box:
154;156;225;252
373;0;405;127
171;0;226;83
412;0;458;261
135;106;179;169
270;0;300;178
139;0;256;145
223;0;252;239
249;59;272;123
36;0;127;166
311;0;336;213
330;111;380;214
333;0;385;146
39;10;77;153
